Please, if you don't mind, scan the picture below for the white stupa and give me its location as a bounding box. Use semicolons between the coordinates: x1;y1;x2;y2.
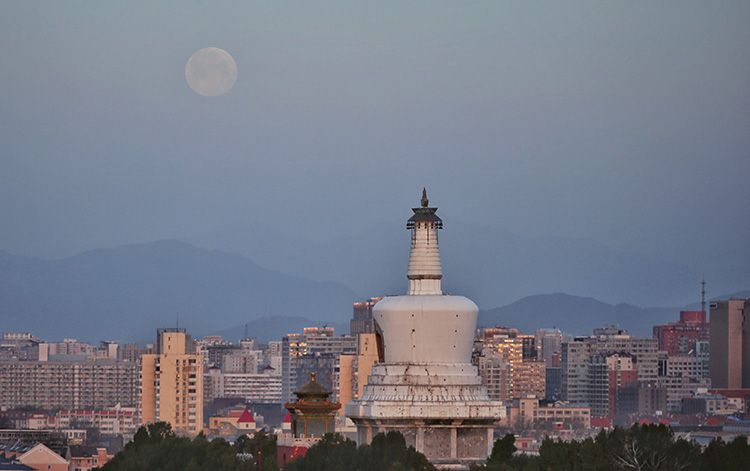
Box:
346;189;503;468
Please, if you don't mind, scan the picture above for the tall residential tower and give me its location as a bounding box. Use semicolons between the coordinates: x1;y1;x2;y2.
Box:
709;299;750;388
140;329;203;436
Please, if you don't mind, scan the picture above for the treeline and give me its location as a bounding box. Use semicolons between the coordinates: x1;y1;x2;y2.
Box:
99;422;750;471
97;424;434;471
471;424;750;471
283;431;435;471
98;422;278;471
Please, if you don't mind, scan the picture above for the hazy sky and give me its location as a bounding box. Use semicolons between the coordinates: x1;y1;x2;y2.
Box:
1;2;748;297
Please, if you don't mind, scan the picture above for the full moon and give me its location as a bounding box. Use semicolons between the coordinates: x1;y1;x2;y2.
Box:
185;47;238;97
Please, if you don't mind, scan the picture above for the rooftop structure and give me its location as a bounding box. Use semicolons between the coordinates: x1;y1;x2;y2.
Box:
653;310;709;357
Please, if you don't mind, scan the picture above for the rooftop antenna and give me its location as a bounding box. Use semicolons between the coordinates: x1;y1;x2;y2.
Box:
244;323;249;339
701;279;706;314
176;313;180;330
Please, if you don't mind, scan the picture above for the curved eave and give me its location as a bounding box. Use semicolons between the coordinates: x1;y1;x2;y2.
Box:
407;208;443;229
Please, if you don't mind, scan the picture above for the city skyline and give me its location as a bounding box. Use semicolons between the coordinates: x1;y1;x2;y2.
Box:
1;2;749;469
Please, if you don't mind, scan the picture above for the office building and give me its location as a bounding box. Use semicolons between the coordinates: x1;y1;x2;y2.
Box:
0;359;138;409
204;367;282;404
561;328;659;417
350;298;382;335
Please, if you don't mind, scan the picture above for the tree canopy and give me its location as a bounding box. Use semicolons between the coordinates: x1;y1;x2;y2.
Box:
99;422;277;471
471;425;750;471
99;423;750;471
284;431;436;471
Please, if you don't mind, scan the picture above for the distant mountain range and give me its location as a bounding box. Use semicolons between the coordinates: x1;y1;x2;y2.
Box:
478;291;750;337
207;291;750;342
0;240;355;342
479;293;675;337
0;239;746;343
191;218;750;309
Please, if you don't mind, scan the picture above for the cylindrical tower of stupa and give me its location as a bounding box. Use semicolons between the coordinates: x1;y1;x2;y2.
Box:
406;188;443;295
373;188;478;364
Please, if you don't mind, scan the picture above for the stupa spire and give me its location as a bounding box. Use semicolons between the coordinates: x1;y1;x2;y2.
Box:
406;188;443;295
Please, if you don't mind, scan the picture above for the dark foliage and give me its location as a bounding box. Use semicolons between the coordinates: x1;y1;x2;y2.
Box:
283;431;435;471
98;422;276;471
99;423;750;471
472;425;750;471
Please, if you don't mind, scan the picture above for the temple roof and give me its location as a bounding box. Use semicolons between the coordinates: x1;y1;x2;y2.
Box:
294;372;330;398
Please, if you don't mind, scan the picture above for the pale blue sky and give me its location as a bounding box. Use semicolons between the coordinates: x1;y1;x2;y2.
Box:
1;1;748;304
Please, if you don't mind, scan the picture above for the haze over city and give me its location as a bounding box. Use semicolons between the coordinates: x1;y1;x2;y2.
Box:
2;1;749;338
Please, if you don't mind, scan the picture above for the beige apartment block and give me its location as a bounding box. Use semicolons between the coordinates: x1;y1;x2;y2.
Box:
140;329;203;436
337;332;380;416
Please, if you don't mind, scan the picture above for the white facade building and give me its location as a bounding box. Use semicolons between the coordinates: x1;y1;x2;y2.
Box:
204;367;282;404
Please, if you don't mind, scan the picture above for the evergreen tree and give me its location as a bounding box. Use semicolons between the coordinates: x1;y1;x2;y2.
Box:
283;432;435;471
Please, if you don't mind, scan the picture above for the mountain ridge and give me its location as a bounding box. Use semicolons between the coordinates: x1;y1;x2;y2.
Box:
2;239;746;342
477;290;750;337
0;239;356;342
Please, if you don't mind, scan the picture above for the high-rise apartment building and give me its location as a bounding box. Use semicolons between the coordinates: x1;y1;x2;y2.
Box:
222;349;262;374
545;352;562;401
140;329;203;436
710;299;750;388
535;328;566;364
204;367;282;404
0;359;138;409
512;360;546;400
561;328;659;417
478;328;546;400
602;353;638;418
0;333;41;361
477;352;508;401
654;340;711;412
350;298;382;335
281;327;356;403
336;333;380;416
653;311;710;356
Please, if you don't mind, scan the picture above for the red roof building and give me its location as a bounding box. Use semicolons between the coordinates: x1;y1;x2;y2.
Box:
653;311;709;356
591;417;613;429
236;409;256;431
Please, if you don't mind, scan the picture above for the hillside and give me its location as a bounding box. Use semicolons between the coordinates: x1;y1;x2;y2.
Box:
0;240;355;342
478;291;749;337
